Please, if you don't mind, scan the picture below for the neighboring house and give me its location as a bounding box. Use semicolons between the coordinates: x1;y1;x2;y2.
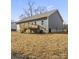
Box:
63;24;68;32
11;22;17;31
16;9;64;33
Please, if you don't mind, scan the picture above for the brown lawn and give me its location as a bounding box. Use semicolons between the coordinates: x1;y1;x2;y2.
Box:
11;32;68;59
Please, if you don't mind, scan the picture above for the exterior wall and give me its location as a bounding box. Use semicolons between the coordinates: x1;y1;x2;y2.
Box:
16;18;49;33
35;18;49;33
27;18;49;33
48;11;63;32
17;24;20;32
11;22;17;31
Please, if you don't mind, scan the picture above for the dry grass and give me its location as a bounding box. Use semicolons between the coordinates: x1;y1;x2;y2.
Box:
11;32;68;59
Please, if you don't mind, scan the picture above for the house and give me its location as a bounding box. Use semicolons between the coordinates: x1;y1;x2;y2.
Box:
63;24;68;33
11;22;17;31
16;9;64;33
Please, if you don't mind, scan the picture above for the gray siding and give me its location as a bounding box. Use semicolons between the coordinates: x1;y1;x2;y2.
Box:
48;11;63;32
36;19;49;33
11;22;17;31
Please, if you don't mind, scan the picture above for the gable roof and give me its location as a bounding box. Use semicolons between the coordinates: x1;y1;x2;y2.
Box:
16;9;58;24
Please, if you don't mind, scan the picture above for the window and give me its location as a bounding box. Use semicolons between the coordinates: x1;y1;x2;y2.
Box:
41;20;44;25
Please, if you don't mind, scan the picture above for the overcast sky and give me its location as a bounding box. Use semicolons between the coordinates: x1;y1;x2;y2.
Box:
11;0;68;24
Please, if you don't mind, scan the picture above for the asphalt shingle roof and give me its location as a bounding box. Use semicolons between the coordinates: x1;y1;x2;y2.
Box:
16;9;57;23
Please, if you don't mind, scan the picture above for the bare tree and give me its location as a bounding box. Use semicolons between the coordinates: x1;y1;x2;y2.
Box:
34;8;39;15
22;0;47;17
19;14;26;19
34;6;47;15
23;8;30;17
36;6;47;14
27;0;34;16
23;0;35;16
